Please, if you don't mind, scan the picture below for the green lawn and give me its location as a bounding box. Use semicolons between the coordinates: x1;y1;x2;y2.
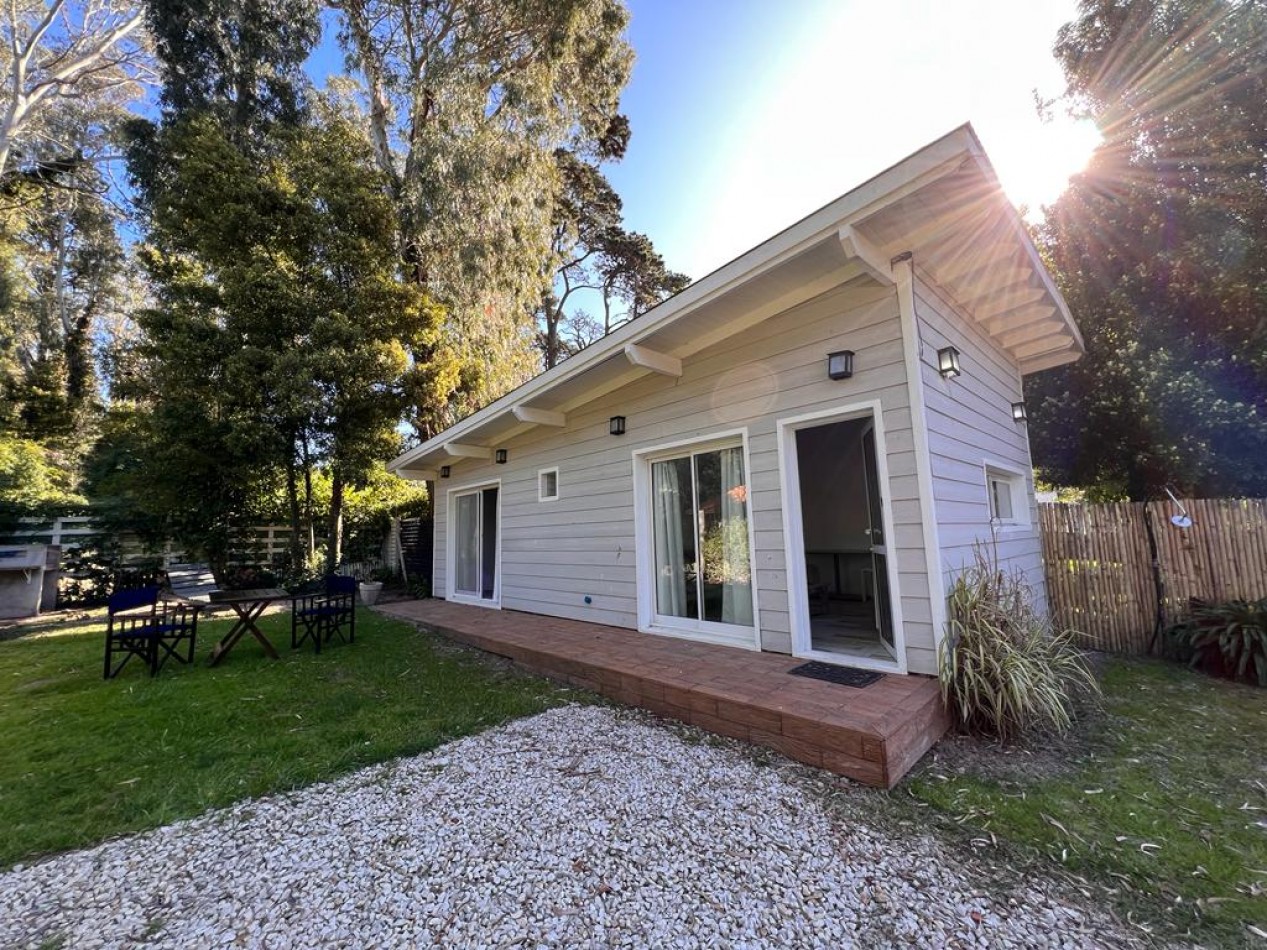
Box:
0;606;578;868
906;657;1267;947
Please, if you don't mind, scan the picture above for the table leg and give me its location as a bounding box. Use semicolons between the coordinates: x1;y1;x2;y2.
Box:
208;602;280;665
239;601;281;660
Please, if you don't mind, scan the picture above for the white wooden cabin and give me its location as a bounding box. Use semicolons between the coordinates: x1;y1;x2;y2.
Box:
389;125;1082;678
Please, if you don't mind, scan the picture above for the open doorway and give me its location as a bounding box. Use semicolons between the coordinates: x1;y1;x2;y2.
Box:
786;411;898;667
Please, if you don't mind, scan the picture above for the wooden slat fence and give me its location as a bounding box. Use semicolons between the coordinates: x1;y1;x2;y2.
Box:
1040;498;1267;654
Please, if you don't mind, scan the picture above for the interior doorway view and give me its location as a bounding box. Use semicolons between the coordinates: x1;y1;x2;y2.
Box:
793;415;896;664
452;484;499;603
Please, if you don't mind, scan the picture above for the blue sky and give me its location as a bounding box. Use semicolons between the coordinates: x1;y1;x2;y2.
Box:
308;0;1099;284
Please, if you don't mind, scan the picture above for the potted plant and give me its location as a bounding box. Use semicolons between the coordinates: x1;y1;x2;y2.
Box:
358;568;391;606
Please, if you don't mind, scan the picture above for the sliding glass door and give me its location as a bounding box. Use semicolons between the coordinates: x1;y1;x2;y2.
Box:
453;485;498;603
649;443;753;639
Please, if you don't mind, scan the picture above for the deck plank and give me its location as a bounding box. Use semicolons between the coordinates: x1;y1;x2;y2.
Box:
378;600;948;788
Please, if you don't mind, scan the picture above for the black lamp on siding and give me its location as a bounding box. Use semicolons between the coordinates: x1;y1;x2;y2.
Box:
826;349;854;380
495;449;508;464
937;346;961;379
1011;401;1027;422
440;465;451;478
609;415;626;436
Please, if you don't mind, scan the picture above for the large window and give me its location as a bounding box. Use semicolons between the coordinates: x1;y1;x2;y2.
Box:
650;443;753;628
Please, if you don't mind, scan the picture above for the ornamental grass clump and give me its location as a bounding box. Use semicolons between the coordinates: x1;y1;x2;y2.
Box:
939;548;1099;743
1166;598;1267;686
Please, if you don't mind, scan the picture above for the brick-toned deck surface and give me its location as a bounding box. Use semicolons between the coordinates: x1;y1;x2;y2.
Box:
378;600;949;788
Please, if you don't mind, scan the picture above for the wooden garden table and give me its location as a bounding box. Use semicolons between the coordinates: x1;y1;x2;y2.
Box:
206;588;290;666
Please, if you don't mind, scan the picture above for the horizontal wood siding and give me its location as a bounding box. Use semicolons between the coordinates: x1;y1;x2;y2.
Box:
433;280;936;666
912;270;1047;614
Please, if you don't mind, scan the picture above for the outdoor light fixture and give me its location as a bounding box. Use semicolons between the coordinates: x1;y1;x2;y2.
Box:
937;346;962;379
609;415;626;436
1011;401;1028;422
440;466;451;478
495;449;508;464
826;350;855;380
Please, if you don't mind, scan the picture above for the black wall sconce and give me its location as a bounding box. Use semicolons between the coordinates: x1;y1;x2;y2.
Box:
827;350;854;380
937;346;961;379
495;449;508;464
609;415;626;436
440;465;451;478
1011;402;1027;422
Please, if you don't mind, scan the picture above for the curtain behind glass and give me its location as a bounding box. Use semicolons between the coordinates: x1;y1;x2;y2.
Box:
718;447;753;625
652;458;692;618
454;493;479;594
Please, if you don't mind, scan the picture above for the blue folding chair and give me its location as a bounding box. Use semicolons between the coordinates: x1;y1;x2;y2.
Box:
103;586;201;678
290;575;357;654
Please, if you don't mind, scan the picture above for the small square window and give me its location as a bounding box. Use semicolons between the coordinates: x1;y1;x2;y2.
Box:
538;468;559;502
989;476;1015;521
984;465;1027;526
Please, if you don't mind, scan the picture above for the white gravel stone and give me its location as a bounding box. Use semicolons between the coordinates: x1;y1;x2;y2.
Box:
0;705;1140;949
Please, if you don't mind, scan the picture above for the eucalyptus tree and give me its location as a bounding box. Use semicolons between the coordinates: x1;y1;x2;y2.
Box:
0;0;151;182
1030;0;1267;499
332;0;634;432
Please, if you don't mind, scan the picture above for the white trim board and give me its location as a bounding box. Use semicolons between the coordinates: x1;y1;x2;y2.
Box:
775;399;908;675
894;257;949;664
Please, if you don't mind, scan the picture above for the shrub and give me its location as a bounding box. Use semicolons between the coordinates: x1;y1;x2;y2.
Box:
1166;598;1267;686
940;548;1099;742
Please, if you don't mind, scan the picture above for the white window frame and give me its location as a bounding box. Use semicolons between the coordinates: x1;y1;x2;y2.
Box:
776;400;907;674
537;467;560;503
632;429;761;651
982;460;1031;529
445;478;503;609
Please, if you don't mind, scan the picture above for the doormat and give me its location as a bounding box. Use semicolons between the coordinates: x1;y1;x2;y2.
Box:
788;661;883;688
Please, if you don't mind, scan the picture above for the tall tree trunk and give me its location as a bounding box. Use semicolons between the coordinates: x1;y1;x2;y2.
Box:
301;433;314;556
285;434;303;571
326;470;344;575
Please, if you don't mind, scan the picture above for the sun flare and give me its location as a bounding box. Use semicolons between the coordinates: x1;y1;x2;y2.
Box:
994;116;1103;216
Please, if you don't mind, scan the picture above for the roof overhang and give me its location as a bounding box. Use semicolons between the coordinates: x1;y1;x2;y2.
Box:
391;124;1081;477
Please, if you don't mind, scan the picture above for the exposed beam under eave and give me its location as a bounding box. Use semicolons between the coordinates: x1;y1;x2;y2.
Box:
398;469;436;482
971;284;1047;322
512;405;566;427
624;343;682;377
838;225;894;285
996;313;1064;348
1020;345;1082;375
981;303;1058;337
1012;329;1078;360
443;443;491;459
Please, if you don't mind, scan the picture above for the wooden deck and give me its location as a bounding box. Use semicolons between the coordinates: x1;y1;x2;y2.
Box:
378;600;949;788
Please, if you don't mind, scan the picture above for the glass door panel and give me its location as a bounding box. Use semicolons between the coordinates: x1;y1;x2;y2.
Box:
651;456;697;620
861;424;896;657
454;492;480;597
454;487;497;601
650;445;752;629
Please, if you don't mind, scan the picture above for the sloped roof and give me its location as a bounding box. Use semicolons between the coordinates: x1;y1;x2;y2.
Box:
390;124;1080;478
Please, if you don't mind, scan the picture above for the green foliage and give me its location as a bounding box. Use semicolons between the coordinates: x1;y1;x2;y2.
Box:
123;107;446;575
1031;0;1267;499
940;549;1099;742
0;609;578;867
334;0;635;431
0;436;84;529
1167;598;1267;686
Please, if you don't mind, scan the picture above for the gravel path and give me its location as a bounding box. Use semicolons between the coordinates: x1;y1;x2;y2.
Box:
1;705;1138;949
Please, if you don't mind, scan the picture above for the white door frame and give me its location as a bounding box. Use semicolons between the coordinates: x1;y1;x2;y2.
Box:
776;400;908;673
445;478;502;609
631;429;762;651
